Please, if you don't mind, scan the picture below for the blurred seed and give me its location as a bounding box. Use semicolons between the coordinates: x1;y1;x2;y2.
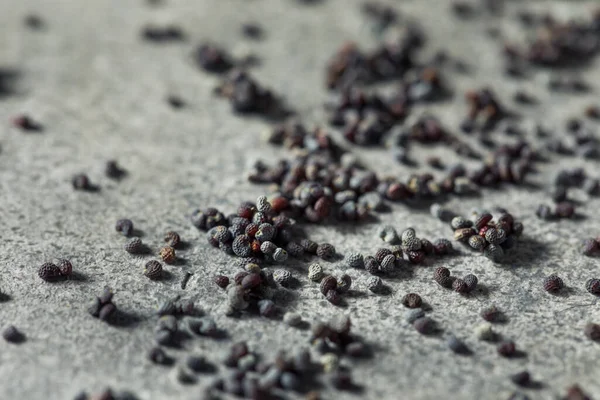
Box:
115;219;134;236
98;303;116;321
159;246;176;264
586;278;600;295
413;317;436;335
379;254;396;273
57;259;73;277
511;371;531;387
124;237;144;254
468;234;486;251
2;325;24;343
584;323;600;341
447;335;470;355
148;347;169;365
320;275;337;295
316;243;336;260
463;274;478;292
402;293;422;308
144;260;163;280
543;274;564;292
164;231;181;248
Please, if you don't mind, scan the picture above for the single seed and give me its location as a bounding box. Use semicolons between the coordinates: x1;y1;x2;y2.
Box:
232;235;252;257
346;252;364;268
474;213;493;229
164;231;181;248
124;237;144;254
234;271;248;285
468;235;486;251
364;256;379;275
38;262;61;282
56;258;73;277
181;272;192;289
454;227;475;242
511;371;531;387
256;195;271;213
273;269;292;286
308;263;324;281
480;306;503;323
401;228;416;242
148;347;169;365
485;228;507;245
497;340;517;357
214;275;230;289
72;174;92;191
433;267;451;287
377;225;399;244
585;278;600;295
584;323;600;341
474;323;496;341
159;246;176;264
325;289;341;305
374;248;392;264
337;274;352;293
451;216;472;230
260;241;277;255
245;223;259;238
484;244;504;262
463;274;478;292
453;279;469;294
244;263;260;274
543;274;564;292
255;223;275;242
115;219;134;236
241;273;262;290
402;236;422;252
402;293;422;308
2;325;24;343
433;238;453;255
447;335;470;355
300;239;318;254
144;260;163;280
272;248;289;263
379;254;396;273
555;201;575;218
286;242;304;258
320;275;337;295
536;204;554;220
581;239;598;256
316;243;336;260
413;317;436;335
283;312;303;327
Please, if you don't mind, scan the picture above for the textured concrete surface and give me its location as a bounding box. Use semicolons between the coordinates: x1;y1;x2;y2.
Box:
1;0;600;399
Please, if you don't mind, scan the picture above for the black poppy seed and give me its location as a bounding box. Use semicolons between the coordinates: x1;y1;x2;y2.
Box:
260;240;276;255
241;273;262;290
463;274;478;292
408;250;426;264
115;219;134;236
433;238;453;255
255;195;271;213
325;289;341;305
364;256;379;275
105;160;126;179
485;228;507;245
316;243;336;260
453;279;469;294
511;371;531;387
480;306;503;323
148;347;169;365
255;223;275;242
584;323;600;341
252;211;269;225
300;239;318;254
232;235;252;257
286;242;304;258
484;244;504;262
497;340;517;357
378;225;399;244
413;317;436;335
245;223;259;238
402;293;422;308
2;325;24;343
468;234;486;251
447;335;470;355
582;239;598;256
144;260;163;280
474;213;493;230
180;272;192;290
98;303;116;321
272;248;289;262
38;262;61;281
320;275;337;295
555;202;576;219
124;237;144;254
366;276;383;293
379;254;396;273
454;227;475;242
420;239;435;255
337;274;352;293
374;248;392;264
72;174;92;191
586;279;600;295
543;274;564;292
434;266;451;282
55;258;72;277
214;226;232;243
346;252;364;268
164;231;181;248
402;236;422;252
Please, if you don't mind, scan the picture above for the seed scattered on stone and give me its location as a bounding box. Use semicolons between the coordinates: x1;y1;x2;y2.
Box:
543;274;564;293
511;371;531;387
413;317;436;335
451;216;472;230
346;252;364;268
316;243;336;260
402;293;422;308
468;234;486;251
584;323;600;341
379;254;396;273
272;248;289;263
325;289;341;305
378;225;399;244
447;335;470;355
115;219;134;236
366;276;383;292
273;269;292;286
433;238;453;255
98;303;116;321
72;173;93;191
586;278;600;295
258;299;276;317
320;275;337;295
308;263;324;281
56;258;73;277
453;278;469;294
214;275;230;289
364;256;379;275
474;323;496;341
484;243;504;262
337;274;352;293
300;239;319;254
38;262;61;282
159;246;176;264
124;237;144;254
283;312;303;327
2;325;24;343
164;231;181;248
463;274;478;292
497;340;517;357
481;306;503;323
375;248;393;264
144;260;163;280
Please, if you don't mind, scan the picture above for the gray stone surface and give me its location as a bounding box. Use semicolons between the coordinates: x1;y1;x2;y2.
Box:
1;0;600;399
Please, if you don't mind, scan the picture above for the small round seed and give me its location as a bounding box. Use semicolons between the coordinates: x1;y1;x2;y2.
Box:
234;271;249;285
115;219;134;236
144;260;163;280
364;256;379;275
325;289;341;305
148;347;169;365
453;279;469;294
447;335;470;355
241;273;262;290
584;323;600;341
402;293;422;308
308;263;324;282
401;228;416;242
316;243;336;260
300;239;318;254
320;275;337;295
286;242;304;258
159;246;176;264
255;223;275;242
164;231;181;248
258;299;276;317
463;274;478;292
402;236;422;252
480;306;503;323
124;237;144;254
232;235;252;257
72;174;91;190
2;325;24;343
485;228;507;245
586;278;600;295
374;248;392;264
497;340;517;357
581;239;598;256
433;238;453;255
543;274;564;292
38;262;61;282
474;323;496;341
260;241;277;255
555;201;575;218
484;244;504;262
377;225;399;244
468;234;486;251
451;216;473;230
98;303;116;321
366;276;383;292
379;254;396;273
413;317;435;335
273;269;292;286
214;275;230;289
454;228;475;242
283;312;303;327
57;259;72;277
272;248;289;263
337;274;352;293
474;213;493;229
256;195;271;213
346;252;364;268
536;204;554;220
511;371;531;387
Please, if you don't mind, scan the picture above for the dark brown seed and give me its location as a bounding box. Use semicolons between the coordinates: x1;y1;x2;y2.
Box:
72;174;92;190
511;371;531;387
433;267;450;281
402;293;422;308
337;274;352;293
316;243;336;260
214;275;230;289
105;160;126;179
320;275;337;295
164;231;181;248
2;325;24;343
584;323;600;341
474;213;493;229
374;248;392;264
144;260;163;280
497;340;516;357
149;347;169;365
124;237;144;254
325;289;341;305
481;306;503;323
38;262;61;281
555;201;575;218
241;273;262;290
57;259;73;276
407;250;425;264
413;317;435;335
159;246;176;264
452;278;469;294
234;271;249;285
543;274;564;292
586;279;600;295
581;239;598;256
115;219;134;236
300;239;319;254
12;114;41;131
98;303;116;321
564;384;592;400
463;274;478;292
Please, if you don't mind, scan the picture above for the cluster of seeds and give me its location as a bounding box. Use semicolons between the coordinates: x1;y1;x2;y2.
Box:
37;259;73;281
433;267;478;294
88;288;117;322
451;210;523;263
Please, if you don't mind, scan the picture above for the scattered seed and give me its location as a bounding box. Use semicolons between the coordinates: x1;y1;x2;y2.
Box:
379;254;396;273
2;325;24;343
124;237;144;254
447;335;470;355
272;248;289;263
413;317;436;335
316;243;336;260
320;275;337;295
164;231;181;248
584;323;600;341
497;340;517;357
38;262;61;282
144;260;163;280
308;263;324;282
273;269;292;286
283;312;303;327
402;293;422;308
474;323;496;341
463;274;478;292
586;278;600;295
453;278;469;294
543;274;564;292
72;174;93;191
159;246;176;264
325;289;341;305
511;371;531;387
115;219;134;236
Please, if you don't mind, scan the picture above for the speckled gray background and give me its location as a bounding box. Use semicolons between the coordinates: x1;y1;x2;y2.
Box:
1;0;600;399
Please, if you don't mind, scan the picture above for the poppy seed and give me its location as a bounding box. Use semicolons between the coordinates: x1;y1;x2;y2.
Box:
241;273;262;290
320;275;337;295
402;293;422;308
447;335;470;355
325;289;341;305
346;252;364;268
115;219;134;236
413;317;436;335
581;239;598;256
286;242;304;258
257;299;276;317
38;262;61;282
124;237;144;254
2;325;24;343
463;274;478;292
308;263;324;281
164;231;181;248
316;243;336;260
364;256;379;275
404;308;425;324
144;260;163;280
484;244;504;262
401;228;416;242
378;225;399;244
214;275;230;289
454;228;475;242
453;279;469;294
584;323;600;341
148;347;169;365
543;274;564;292
511;371;531;387
273;269;292;286
272;248;289;263
72;174;92;191
232;235;252;257
586;279;600;295
402;236;422;252
159;246;176;264
374;248;393;264
474;213;493;229
451;216;472;230
485;228;507;245
337;274;352;293
497;340;517;357
433;238;453;255
300;239;319;254
379;254;396;273
468;234;486;251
